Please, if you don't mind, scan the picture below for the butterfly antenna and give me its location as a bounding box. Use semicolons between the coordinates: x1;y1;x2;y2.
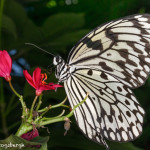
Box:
25;43;55;57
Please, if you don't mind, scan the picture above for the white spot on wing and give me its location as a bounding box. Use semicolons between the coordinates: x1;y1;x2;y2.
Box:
117;133;121;141
110;132;115;140
122;131;128;141
139;22;150;28
113;21;134;27
136;112;143;123
138;17;148;21
138;106;145;114
144;65;150;72
132;126;139;136
140;71;147;78
129;131;133;139
137;123;142;132
111;27;141;34
104;131;108;138
134;15;142;18
145;57;150;63
131;95;138;102
138;77;144;83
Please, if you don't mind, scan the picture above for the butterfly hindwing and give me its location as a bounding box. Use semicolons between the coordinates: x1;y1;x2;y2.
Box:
64;76;110;149
64;69;145;144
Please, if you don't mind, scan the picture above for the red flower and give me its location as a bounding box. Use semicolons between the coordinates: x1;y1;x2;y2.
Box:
21;128;39;141
0;50;12;81
21;128;40;148
23;67;62;96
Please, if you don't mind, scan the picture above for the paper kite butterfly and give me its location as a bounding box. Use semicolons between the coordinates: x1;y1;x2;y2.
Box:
52;14;150;149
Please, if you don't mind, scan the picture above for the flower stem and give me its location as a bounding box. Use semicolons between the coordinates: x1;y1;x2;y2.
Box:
38;96;68;113
9;81;21;98
40;93;89;126
66;93;89;118
36;94;42;111
8;81;27;118
29;96;38;120
15;122;32;137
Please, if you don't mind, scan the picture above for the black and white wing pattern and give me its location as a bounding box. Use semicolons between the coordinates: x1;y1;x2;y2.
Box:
64;69;144;149
68;14;150;88
63;14;150;149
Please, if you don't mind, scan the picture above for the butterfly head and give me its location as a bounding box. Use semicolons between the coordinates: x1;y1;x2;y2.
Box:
53;56;63;65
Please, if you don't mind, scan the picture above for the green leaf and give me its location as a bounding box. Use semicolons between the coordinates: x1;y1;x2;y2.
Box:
21;19;42;43
4;0;27;28
42;13;85;38
0;135;49;150
47;29;90;53
2;15;17;38
3;0;42;48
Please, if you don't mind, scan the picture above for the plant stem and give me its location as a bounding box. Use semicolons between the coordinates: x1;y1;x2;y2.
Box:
66;93;89;118
40;93;89;126
9;81;21;98
8;81;27;118
36;94;42;111
20;96;28;120
15;122;32;137
29;96;38;120
38;96;68;113
15;93;88;137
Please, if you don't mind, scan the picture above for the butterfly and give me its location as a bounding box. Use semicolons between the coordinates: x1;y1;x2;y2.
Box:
52;14;150;149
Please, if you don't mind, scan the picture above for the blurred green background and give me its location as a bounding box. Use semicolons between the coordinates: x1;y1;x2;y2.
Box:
0;0;150;149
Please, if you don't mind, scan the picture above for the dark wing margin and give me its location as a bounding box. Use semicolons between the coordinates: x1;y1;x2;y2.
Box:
67;14;150;89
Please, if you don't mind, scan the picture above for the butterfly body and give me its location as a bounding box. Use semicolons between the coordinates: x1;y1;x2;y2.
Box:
53;14;150;149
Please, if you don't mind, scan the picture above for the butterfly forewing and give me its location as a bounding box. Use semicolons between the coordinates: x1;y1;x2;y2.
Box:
68;14;150;88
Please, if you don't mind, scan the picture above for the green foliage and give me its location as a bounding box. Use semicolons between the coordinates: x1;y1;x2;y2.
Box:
2;15;17;39
1;0;150;150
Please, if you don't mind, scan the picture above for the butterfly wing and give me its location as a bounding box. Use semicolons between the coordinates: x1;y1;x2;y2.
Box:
68;14;150;88
64;69;145;147
64;75;109;149
62;14;150;147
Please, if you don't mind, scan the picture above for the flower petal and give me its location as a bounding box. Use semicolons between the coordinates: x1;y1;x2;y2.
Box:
39;84;63;91
50;84;63;88
23;70;36;88
39;85;55;91
33;68;41;88
0;50;12;77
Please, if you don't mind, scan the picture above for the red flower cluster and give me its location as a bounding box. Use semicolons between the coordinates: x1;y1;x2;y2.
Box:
0;50;12;81
23;68;62;96
0;50;62;95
